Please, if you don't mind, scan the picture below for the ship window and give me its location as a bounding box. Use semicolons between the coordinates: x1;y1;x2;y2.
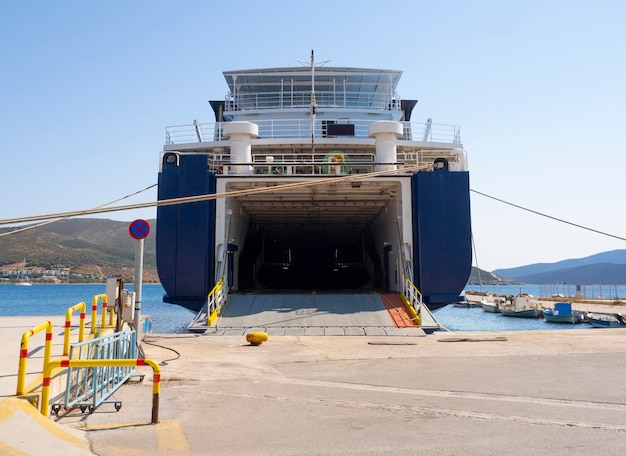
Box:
327;123;355;137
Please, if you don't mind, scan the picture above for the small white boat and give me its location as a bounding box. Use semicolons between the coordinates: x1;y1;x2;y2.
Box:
453;292;475;308
500;294;543;318
481;299;501;313
480;295;503;313
15;259;32;287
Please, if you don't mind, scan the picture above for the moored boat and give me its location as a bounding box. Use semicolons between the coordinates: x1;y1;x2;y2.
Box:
499;294;543;318
453;292;474;308
480;300;500;313
15;258;32;287
588;313;626;328
481;298;501;313
543;302;583;324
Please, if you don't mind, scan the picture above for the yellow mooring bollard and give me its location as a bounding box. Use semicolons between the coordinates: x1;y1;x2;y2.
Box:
246;332;268;346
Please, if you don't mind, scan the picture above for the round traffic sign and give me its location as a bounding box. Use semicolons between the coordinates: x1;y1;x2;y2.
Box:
129;219;150;240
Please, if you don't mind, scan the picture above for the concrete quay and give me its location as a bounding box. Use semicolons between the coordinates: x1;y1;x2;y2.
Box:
2;316;626;455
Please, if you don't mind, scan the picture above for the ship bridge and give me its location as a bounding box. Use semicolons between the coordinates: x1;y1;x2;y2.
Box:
221;66;404;115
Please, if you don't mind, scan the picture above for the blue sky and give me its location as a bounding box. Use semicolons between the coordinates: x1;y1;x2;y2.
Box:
1;0;625;271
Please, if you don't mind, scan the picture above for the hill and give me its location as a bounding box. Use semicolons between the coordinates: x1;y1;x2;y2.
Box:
0;219;157;283
468;267;520;285
3;218;624;285
507;263;626;284
493;250;626;284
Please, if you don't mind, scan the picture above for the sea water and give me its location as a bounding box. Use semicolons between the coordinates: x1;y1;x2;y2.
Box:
432;305;588;332
0;283;193;334
1;283;618;333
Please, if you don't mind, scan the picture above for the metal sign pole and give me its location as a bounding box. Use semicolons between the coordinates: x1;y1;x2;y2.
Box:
134;238;144;340
128;219;149;341
116;278;124;332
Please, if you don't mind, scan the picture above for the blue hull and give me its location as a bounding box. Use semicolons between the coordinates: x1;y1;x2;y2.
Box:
157;154;216;311
411;170;472;309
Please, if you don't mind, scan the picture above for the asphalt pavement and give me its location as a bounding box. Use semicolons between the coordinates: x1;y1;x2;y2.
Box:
2;314;626;455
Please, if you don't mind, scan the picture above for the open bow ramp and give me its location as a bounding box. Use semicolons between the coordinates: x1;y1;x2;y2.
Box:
189;293;439;336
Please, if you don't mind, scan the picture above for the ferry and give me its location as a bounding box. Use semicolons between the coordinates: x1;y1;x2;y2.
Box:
156;53;472;320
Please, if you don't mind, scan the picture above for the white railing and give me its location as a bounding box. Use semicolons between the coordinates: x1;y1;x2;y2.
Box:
165;120;461;145
206;279;227;326
223;151;378;176
402;274;424;318
225;90;400;112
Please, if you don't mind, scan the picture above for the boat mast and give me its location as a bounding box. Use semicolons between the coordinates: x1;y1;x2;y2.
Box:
310;50;316;155
295;50;328;155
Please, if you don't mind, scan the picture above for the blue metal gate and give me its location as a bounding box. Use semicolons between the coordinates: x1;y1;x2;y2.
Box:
52;330;142;415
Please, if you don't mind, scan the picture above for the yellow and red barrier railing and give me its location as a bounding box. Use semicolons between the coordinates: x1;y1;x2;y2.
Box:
16;293;118;398
41;358;161;423
16;320;54;396
63;301;87;356
91;293;114;334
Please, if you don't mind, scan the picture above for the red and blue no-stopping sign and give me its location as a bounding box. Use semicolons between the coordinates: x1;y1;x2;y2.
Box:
129;219;150;240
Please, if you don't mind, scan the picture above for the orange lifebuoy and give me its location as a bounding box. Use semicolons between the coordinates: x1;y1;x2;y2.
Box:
322;151;349;174
328;153;345;163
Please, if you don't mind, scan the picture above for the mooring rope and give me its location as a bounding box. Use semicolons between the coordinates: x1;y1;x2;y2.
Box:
470;189;626;242
2;170;623;244
0;166;426;228
0;184;158;237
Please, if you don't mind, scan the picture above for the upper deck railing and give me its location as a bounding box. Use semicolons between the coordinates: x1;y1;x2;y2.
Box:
225;90;400;111
165;119;461;146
